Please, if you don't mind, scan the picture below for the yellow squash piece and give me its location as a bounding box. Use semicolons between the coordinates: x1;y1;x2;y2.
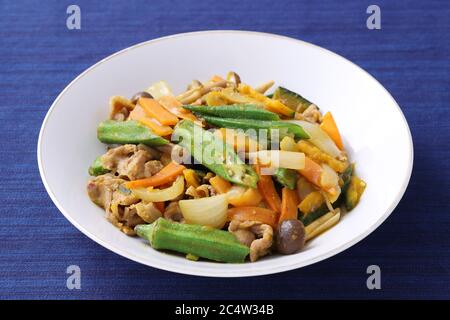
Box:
345;176;366;210
297;140;348;173
227;186;263;207
298;191;324;215
205;91;229;106
183;169;200;188
209;175;232;194
238;84;294;117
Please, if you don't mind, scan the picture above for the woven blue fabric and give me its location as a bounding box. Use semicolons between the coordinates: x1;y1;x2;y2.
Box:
0;0;449;299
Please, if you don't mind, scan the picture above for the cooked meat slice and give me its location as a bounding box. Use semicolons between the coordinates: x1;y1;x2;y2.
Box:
87;173;143;236
137;144;161;159
111;188;139;206
156;143;176;155
109;96;135;121
120;205;145;227
164;201;184;222
249;223;273;262
108;215;136;236
125;149;153;180
144;160;164;177
101;144;163;180
185;184;213;198
228;220;255;247
131;202;162;223
228;220;273;262
87;173;126;209
122;207;142;234
101;144;136;173
155;143;186;166
108;206;143;236
233;229;255;248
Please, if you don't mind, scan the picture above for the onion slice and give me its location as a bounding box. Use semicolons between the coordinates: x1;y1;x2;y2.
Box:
145;81;174;99
131;175;184;202
179;194;228;229
249;150;305;170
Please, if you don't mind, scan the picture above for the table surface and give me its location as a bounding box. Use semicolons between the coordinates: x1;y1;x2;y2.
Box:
1;0;449;300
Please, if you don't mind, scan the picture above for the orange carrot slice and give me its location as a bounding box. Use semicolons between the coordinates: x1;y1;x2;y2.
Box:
158;96;202;125
126;161;185;189
139;97;179;126
320;112;344;150
279;187;300;223
128;104;147;121
138;117;173;136
227;206;277;228
297;157;323;188
255;164;282;214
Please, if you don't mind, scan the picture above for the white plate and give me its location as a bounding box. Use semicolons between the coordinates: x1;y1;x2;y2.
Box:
38;31;413;277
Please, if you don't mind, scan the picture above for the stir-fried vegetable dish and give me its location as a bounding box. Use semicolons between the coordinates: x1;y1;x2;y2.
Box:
87;72;366;263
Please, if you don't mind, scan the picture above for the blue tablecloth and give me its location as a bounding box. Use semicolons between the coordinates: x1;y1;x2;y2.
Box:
1;0;449;299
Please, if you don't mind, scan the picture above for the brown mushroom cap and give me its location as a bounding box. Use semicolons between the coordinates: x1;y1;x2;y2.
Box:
276;219;306;254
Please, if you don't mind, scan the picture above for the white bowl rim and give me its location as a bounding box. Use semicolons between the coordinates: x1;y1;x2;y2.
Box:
37;30;414;277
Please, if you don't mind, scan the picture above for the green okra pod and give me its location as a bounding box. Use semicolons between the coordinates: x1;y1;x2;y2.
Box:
97;120;168;146
201;116;309;140
173;120;258;188
183;104;280;121
135;218;250;263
